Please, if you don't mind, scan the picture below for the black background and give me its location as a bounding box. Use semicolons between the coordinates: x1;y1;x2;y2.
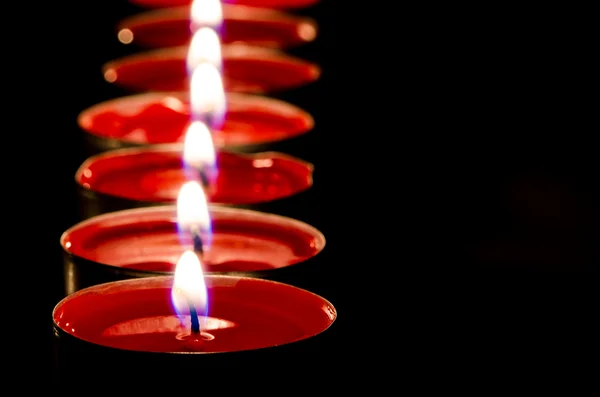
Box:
6;1;598;383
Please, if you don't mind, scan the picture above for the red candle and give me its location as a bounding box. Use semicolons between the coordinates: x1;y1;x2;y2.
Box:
102;45;320;93
129;0;320;9
102;44;320;93
78;91;313;151
61;205;325;294
77;146;312;205
53;273;336;373
117;5;317;50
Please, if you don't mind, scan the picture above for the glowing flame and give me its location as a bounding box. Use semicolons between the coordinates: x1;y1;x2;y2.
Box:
171;250;208;328
189;62;226;128
183;121;216;170
191;0;223;31
186;27;222;72
176;180;212;241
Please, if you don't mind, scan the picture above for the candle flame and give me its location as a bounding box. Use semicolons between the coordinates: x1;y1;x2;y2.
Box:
176;180;212;240
172;250;208;328
189;62;226;129
187;27;222;72
191;0;223;31
183;121;216;170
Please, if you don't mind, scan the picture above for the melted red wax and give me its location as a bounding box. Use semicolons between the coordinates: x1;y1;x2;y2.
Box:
102;46;320;93
61;206;324;273
53;276;336;353
79;92;313;147
129;0;319;10
76;149;313;204
119;5;317;49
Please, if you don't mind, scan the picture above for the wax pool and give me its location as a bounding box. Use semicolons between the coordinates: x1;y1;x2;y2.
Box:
128;0;320;9
118;5;318;49
53;276;336;353
76;147;313;205
78;91;313;150
61;205;325;294
102;44;320;93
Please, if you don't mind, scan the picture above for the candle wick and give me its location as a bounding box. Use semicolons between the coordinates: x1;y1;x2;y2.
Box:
197;167;210;190
190;225;204;256
203;113;215;131
187;299;201;334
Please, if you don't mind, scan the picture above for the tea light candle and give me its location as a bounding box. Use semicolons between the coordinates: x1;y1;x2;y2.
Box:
117;4;317;50
129;0;320;9
75;145;313;219
77;91;313;153
102;44;320;94
53;257;337;377
61;203;325;294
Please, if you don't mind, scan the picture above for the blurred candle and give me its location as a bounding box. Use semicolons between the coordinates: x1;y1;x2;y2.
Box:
77;91;314;153
116;5;317;50
129;0;320;9
102;45;320;94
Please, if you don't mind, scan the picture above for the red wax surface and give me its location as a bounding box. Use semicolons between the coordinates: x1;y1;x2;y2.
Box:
76;146;313;205
118;5;317;49
129;0;319;10
53;276;336;353
102;45;320;93
78;92;313;147
61;205;324;273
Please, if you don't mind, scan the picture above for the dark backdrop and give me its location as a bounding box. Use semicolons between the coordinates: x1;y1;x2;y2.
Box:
6;1;598;383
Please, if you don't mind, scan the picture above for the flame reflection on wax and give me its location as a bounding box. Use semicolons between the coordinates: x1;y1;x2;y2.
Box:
101;316;235;337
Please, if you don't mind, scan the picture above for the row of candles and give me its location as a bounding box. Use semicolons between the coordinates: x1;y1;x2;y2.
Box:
52;0;335;376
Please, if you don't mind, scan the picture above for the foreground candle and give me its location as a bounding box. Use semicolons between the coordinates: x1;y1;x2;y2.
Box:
61;205;325;294
75;146;313;219
102;44;320;93
53;274;336;374
78;91;313;153
129;0;320;9
118;5;317;50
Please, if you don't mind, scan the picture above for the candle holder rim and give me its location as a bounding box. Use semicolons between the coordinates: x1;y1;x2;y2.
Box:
60;203;325;253
74;177;313;215
81;130;315;156
54;274;337;320
52;274;337;355
74;145;314;185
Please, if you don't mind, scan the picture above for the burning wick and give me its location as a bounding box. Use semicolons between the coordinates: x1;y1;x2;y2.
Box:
197;168;211;191
186;166;210;191
184;291;201;334
173;287;201;333
172;250;209;340
177;181;212;256
190;224;204;256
